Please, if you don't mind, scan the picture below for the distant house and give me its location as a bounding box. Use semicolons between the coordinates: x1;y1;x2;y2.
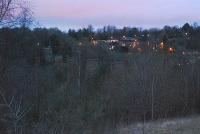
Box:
108;42;119;50
109;42;129;53
106;39;119;43
119;37;137;47
40;46;55;64
120;37;136;42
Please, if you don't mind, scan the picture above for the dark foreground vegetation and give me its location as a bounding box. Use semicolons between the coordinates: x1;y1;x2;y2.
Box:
1;23;200;134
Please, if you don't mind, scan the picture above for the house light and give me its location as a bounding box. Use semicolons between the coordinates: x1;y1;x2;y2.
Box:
160;42;164;49
168;47;175;53
109;46;115;50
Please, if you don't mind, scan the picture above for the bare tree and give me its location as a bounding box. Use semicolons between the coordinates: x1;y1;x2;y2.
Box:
0;0;32;27
0;89;33;134
18;6;33;28
0;2;33;133
0;0;33;78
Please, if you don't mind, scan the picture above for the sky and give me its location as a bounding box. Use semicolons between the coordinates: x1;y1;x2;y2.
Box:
31;0;200;31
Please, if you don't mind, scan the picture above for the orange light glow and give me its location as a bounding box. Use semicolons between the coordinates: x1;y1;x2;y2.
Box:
137;48;143;52
132;44;137;48
160;42;164;49
131;41;140;49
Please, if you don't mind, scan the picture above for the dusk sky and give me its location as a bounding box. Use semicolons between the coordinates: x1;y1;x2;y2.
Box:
32;0;200;30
